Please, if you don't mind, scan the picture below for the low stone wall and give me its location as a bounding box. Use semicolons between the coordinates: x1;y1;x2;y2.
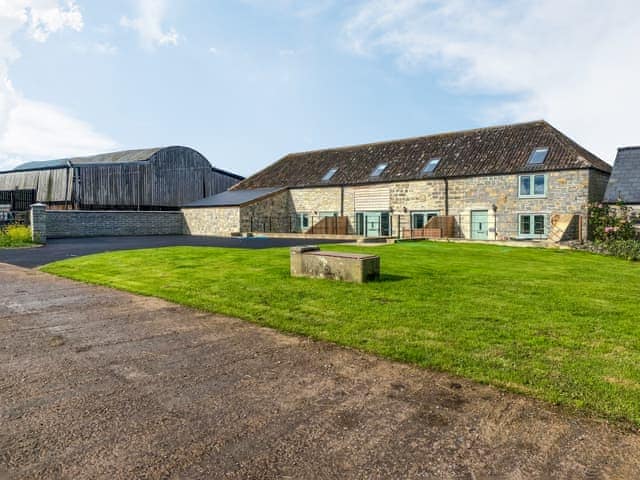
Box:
182;207;240;236
44;210;185;239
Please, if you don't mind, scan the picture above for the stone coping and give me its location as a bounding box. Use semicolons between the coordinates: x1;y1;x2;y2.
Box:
303;250;378;260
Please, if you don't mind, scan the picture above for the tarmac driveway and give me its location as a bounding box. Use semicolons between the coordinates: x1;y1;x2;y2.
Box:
2;263;640;479
0;235;349;268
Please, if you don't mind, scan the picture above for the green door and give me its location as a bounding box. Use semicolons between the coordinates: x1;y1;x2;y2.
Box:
471;210;489;240
365;213;381;237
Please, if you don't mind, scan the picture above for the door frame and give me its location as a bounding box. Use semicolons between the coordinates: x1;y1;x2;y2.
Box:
470;209;489;240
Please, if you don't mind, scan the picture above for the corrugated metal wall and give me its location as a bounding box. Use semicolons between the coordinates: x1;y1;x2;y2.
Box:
0;147;240;209
0;169;72;203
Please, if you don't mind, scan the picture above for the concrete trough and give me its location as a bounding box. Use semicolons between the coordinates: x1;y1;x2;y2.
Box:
290;246;380;283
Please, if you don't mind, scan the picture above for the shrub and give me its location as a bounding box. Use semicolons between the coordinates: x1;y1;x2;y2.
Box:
589;201;636;242
0;224;33;247
601;239;640;261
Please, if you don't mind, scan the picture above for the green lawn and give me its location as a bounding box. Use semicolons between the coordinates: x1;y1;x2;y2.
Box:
43;242;640;425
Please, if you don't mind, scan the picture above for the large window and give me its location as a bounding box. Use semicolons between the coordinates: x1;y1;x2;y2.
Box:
411;211;438;229
519;174;547;198
519;214;547;238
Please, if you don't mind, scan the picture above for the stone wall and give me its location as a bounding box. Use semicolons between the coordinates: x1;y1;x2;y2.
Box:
30;203;47;243
240;190;293;232
183;207;240;236
173;168;609;240
45;210;185;239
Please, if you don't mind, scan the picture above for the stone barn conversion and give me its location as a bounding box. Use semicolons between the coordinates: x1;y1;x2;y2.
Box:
183;121;611;242
0;146;243;210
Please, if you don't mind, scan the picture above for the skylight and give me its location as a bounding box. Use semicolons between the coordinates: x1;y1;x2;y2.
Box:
370;163;388;177
528;147;549;165
422;157;441;174
322;167;338;182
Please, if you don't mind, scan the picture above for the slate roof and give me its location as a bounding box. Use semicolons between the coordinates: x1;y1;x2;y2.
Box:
603;147;640;204
233;121;611;190
183;187;285;208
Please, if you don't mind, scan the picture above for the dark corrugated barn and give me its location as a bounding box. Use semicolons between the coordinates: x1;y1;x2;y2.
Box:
0;146;243;209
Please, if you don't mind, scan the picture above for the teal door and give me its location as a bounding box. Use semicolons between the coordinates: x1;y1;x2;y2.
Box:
471;210;489;240
365;213;381;237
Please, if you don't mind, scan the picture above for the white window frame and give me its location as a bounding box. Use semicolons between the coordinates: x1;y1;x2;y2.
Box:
518;213;548;239
518;174;547;198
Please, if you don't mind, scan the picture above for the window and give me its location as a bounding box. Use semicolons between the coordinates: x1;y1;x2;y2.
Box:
527;147;549;165
370;163;388;177
519;174;546;197
297;213;309;232
411;211;438;229
421;158;441;174
519;214;547;238
322;167;338;182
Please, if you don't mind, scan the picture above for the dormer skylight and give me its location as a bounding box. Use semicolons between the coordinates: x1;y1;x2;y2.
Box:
421;157;441;174
370;163;388;177
528;147;549;165
322;167;338;182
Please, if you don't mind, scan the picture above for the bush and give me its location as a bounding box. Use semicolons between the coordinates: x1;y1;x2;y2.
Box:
589;201;636;242
0;224;33;247
601;239;640;261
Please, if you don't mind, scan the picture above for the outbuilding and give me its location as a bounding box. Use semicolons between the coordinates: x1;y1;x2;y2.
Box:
0;146;243;210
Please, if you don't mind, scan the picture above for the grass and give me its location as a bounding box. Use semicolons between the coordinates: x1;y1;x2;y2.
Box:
0;224;33;247
42;241;640;425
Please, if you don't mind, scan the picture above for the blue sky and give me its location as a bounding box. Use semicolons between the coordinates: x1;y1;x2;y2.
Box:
1;1;639;175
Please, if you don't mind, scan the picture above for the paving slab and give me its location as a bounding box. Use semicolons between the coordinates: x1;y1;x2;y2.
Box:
1;263;639;479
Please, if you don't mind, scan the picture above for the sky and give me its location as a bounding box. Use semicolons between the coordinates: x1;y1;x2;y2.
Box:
1;0;639;176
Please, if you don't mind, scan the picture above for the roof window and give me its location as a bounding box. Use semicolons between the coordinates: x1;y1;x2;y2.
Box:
528;147;549;165
370;163;388;177
421;157;441;174
322;167;338;182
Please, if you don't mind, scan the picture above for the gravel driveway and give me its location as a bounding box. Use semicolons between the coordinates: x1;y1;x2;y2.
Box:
1;263;639;479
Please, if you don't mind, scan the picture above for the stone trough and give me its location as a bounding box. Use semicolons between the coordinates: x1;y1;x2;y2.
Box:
290;246;380;283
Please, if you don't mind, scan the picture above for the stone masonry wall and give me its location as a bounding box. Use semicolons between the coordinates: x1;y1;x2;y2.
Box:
182;207;240;236
176;169;608;239
289;188;342;214
240;190;293;232
46;210;185;239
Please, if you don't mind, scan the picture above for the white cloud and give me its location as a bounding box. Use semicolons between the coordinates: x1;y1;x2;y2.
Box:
26;0;83;42
120;0;180;49
0;1;116;170
344;0;640;162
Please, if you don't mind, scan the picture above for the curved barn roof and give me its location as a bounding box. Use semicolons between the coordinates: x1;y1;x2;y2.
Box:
233;120;611;190
11;146;192;171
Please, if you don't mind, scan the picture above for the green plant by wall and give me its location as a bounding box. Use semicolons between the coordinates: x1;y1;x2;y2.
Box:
0;224;33;247
588;201;636;242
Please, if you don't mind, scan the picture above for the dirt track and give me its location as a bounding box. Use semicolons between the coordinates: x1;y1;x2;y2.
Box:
1;262;640;479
